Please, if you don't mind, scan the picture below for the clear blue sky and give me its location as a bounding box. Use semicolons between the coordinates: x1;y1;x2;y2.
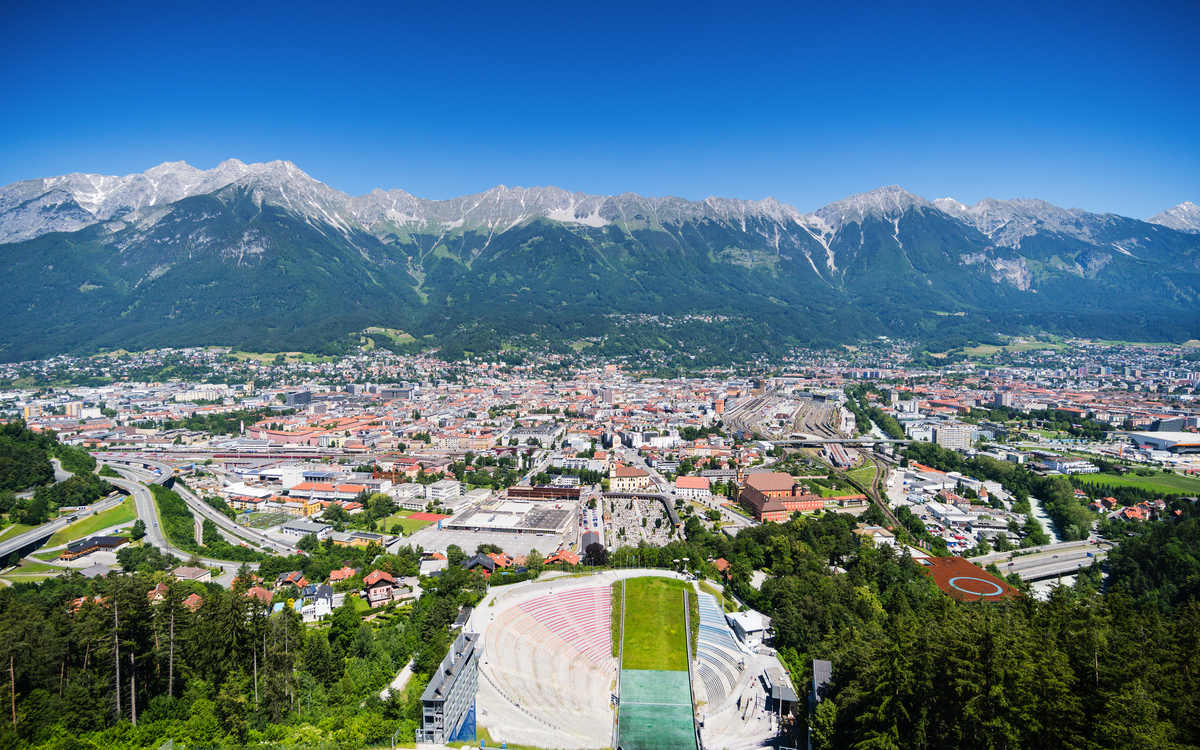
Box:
2;0;1197;218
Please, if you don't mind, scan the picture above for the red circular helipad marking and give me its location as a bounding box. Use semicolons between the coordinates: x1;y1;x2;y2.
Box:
947;576;1004;596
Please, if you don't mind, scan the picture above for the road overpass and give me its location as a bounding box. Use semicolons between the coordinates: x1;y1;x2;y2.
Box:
0;494;125;561
971;539;1110;582
104;476;261;570
99;454;293;558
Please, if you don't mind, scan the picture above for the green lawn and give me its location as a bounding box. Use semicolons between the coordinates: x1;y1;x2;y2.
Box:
965;341;1066;357
1075;472;1200;495
0;561;63;584
611;583;622;657
8;561;60;574
45;497;137;547
621;577;689;671
0;523;36;542
0;573;58;584
382;513;435;535
817;485;862;498
847;466;877;485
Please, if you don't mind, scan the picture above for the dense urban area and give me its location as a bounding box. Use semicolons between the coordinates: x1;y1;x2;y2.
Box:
1;333;1198;750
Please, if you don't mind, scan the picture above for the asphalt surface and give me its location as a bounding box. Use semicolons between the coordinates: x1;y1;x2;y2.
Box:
0;495;125;560
105;475;259;570
98;454;295;556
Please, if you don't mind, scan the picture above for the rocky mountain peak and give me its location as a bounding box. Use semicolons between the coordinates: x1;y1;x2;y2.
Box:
1148;201;1200;233
806;185;931;235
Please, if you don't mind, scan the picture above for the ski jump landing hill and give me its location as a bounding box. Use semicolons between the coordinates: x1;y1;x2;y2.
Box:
470;569;688;749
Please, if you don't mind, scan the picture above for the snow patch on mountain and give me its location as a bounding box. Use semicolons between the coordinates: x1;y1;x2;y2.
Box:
933;196;1130;248
933;197;968;215
1148;201;1200;233
806;185;932;236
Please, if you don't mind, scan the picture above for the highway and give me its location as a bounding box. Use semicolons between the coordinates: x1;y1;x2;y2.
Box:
99;454;295;559
105;475;260;570
970;539;1111;581
0;494;125;560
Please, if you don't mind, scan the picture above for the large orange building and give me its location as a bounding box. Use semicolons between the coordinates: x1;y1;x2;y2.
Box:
738;472;824;522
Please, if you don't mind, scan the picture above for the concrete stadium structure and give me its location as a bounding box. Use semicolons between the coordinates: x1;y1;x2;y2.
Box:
466;570;788;750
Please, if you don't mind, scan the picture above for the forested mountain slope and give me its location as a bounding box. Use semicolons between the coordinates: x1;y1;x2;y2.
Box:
2;162;1197;361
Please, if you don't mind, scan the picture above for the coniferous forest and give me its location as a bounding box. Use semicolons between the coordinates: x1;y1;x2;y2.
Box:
1;458;1198;748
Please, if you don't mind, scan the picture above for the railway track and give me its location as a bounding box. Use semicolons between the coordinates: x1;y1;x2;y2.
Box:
838;450;904;531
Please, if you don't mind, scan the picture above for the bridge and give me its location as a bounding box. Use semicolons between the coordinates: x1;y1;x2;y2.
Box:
769;437;911;446
768;432;907;444
970;539;1111;582
0;494;126;561
96;455;175;485
97;454;292;558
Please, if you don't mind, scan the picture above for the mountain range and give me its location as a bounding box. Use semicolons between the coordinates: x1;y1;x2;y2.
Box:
1;160;1197;364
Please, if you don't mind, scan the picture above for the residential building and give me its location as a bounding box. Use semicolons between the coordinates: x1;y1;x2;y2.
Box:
364;570;396;606
171;566;211;583
933;425;973;450
419;631;480;744
675;475;711;500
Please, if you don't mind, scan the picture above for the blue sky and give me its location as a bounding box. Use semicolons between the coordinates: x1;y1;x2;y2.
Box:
2;0;1197;218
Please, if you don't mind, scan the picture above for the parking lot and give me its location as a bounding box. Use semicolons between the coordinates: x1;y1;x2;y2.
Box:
404;525;571;557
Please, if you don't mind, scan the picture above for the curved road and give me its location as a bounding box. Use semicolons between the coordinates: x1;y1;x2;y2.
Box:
0;494;125;560
98;454;296;557
104;475;258;569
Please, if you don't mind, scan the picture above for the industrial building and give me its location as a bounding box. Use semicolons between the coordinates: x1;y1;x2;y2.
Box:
1129;431;1200;454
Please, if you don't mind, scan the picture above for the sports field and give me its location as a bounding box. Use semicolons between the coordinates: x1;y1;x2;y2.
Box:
621;577;689;671
1074;472;1200;495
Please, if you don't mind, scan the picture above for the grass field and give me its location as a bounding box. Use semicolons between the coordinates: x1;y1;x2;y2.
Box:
0;523;36;542
382;512;436;535
226;351;337;364
817;485;863;498
0;573;58;584
45;497;137;547
847;465;877;486
1074;471;1200;495
0;560;64;584
621;577;689;671
9;561;60;574
612;582;623;657
965;340;1067;357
